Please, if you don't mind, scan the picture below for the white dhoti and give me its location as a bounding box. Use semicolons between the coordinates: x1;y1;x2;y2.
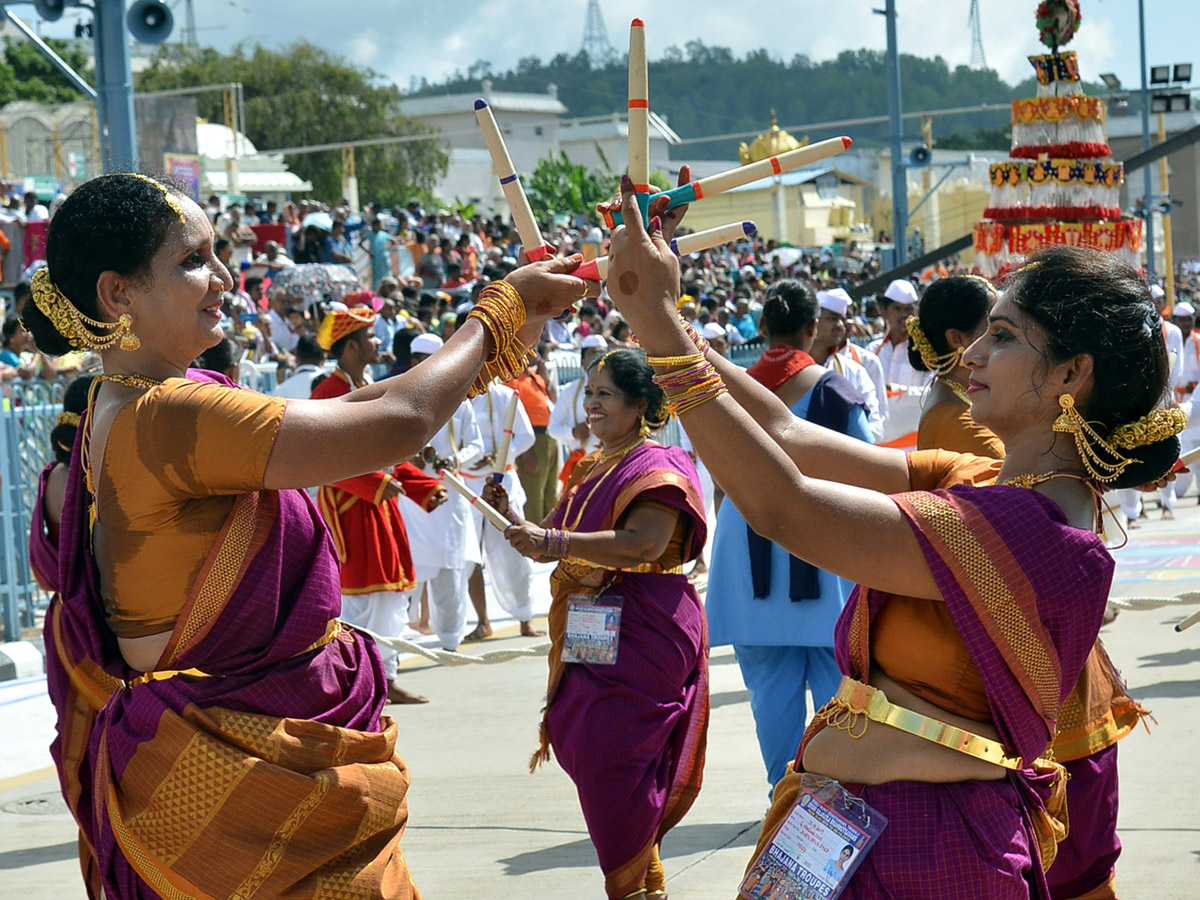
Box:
1118;488;1143;522
464;467;537;622
400;486;480;651
340;590;412;680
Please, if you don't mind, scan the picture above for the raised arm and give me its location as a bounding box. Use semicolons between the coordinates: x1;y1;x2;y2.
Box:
607;180;938;600
265;256;593;490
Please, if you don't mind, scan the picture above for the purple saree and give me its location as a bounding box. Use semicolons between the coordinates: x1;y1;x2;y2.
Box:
748;482;1112;900
43;370;419;900
535;442;709;899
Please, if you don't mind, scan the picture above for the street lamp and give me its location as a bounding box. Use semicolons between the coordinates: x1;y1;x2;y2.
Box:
1149;60;1192;306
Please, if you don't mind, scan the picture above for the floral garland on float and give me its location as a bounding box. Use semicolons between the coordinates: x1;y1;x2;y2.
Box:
973;1;1142;282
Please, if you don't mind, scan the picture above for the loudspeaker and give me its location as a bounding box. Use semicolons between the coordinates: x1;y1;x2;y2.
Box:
126;0;174;44
908;144;932;168
34;0;67;21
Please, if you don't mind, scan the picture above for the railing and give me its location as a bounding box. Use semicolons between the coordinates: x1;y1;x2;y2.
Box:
1;379;65;641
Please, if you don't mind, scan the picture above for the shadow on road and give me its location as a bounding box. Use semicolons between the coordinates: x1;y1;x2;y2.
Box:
1135;647;1200;668
498;820;761;875
1128;679;1200;700
710;689;750;710
0;840;79;870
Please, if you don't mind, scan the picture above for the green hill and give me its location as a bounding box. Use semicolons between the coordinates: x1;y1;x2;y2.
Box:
410;42;1108;158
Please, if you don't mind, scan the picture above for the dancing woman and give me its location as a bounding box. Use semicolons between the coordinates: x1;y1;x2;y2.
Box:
907;278;1151;900
485;349;708;900
605;174;1180;899
22;173;589;899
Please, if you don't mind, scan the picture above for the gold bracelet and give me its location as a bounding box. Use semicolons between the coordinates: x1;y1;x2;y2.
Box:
645;351;707;369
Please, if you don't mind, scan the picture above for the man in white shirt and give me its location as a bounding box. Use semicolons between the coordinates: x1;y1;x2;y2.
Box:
21;192;49;222
1137;284;1187;519
813;288;886;441
461;381;542;640
265;286;300;354
398;333;485;651
1172;300;1200;503
274;335;326;399
867;278;929;445
547;334;608;464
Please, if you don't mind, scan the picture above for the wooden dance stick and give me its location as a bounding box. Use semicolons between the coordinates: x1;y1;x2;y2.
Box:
474;98;551;262
603;135;853;227
627;17;650;195
491;391;520;478
440;468;512;531
1177;445;1200;468
1176;607;1200;632
573;220;757;281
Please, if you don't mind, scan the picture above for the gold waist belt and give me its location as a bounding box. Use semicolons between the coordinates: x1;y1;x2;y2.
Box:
816;676;1044;771
561;555;684;576
123;619;351;689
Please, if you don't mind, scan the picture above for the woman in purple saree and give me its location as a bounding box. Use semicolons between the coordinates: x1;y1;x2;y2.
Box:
22;173;589;899
605;173;1179;899
488;349;709;899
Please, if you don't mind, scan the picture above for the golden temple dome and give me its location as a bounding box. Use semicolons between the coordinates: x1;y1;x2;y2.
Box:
739;110;807;166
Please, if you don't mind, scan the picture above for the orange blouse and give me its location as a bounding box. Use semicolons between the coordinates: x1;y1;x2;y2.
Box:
868;449;1004;722
93;378;286;637
917;400;1006;460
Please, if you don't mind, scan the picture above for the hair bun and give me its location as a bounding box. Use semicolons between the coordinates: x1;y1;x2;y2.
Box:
1108;434;1181;490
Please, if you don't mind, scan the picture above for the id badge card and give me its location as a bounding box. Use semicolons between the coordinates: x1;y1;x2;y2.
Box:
738;774;887;900
561;593;623;665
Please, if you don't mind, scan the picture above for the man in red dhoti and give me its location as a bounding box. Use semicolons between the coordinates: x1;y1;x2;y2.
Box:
312;302;446;703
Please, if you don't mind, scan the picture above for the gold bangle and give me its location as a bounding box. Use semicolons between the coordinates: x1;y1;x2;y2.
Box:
645;351;707;369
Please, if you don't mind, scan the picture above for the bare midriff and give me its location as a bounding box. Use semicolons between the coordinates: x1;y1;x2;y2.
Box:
801;667;1009;784
118;632;173;673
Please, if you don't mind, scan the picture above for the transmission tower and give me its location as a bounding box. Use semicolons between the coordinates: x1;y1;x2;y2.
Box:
581;0;618;67
968;0;987;70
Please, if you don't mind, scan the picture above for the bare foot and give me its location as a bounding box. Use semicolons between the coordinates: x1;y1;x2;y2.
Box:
410;621;434;635
386;682;429;704
462;622;493;642
1162;509;1176;521
1102;603;1120;626
520;620;547;637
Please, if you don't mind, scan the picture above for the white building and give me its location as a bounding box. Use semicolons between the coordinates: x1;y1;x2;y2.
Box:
198;122;312;200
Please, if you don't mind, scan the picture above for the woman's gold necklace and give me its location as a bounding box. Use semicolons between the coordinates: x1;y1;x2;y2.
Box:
598;434;646;462
940;376;972;406
100;373;165;390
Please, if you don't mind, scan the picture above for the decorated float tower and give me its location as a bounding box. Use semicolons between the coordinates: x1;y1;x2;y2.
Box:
973;1;1143;281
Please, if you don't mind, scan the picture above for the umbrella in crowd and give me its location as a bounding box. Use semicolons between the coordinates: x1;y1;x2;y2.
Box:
765;247;804;267
269;263;361;309
301;210;334;232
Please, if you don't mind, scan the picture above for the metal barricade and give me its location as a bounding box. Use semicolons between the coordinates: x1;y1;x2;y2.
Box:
0;379;65;641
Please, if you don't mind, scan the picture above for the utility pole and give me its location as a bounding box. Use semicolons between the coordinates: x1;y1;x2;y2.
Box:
877;0;908;263
1159;112;1174;304
1138;0;1155;277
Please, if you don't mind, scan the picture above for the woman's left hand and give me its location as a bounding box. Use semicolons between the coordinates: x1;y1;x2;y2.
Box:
504;521;548;558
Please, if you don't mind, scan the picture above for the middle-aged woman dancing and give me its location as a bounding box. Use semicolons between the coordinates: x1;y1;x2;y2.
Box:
484;348;709;900
21;172;588;900
907;278;1152;900
907;274;1004;457
605;175;1182;899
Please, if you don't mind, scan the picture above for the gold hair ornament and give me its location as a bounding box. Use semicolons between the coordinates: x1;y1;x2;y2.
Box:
121;173;186;224
1052;394;1186;483
906;315;962;377
56;411;80;428
31;268;141;352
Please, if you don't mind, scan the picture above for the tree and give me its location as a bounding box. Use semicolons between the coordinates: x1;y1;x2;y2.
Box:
0;37;94;106
526;151;614;223
136;42;445;205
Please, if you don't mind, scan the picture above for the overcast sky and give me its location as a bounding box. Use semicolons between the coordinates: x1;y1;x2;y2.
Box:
23;0;1200;126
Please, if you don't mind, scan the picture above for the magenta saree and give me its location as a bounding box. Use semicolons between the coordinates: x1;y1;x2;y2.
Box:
44;370;420;900
535;442;709;898
749;482;1112;900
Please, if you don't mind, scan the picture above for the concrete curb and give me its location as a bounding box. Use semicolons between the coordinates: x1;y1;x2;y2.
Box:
0;638;46;681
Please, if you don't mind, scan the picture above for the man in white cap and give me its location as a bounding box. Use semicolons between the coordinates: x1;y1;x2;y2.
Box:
813;288;886;441
701;321;731;359
548;334;607;482
399;332;486;650
461;376;544;641
867;278;928;444
1172;300;1200;504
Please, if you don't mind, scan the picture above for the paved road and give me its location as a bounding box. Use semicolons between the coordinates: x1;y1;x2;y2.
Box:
2;501;1199;897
